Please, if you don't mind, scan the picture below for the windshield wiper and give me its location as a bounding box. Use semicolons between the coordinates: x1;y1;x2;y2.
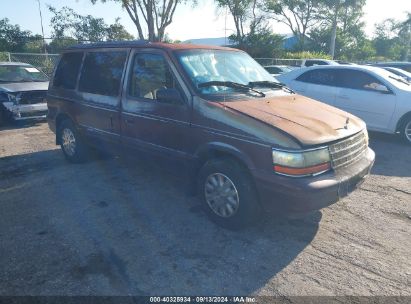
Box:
248;81;295;94
389;75;410;86
198;81;265;97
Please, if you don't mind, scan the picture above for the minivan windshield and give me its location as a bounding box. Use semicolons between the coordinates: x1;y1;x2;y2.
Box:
176;50;278;95
0;65;49;83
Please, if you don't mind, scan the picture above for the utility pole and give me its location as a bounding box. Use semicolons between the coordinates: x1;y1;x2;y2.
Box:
36;0;47;54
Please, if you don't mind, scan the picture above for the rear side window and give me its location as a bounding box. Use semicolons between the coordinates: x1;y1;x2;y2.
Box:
53;52;83;90
296;69;336;86
79;51;127;96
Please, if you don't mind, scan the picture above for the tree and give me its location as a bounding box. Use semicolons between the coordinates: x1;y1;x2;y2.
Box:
266;0;322;51
395;12;411;60
0;18;32;52
91;0;189;42
319;0;366;58
48;37;78;53
48;6;134;42
230;26;284;57
24;35;45;53
215;0;265;45
373;13;411;61
372;19;401;60
106;18;135;41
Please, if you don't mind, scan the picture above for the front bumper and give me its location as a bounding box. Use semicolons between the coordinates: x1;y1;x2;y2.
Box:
2;102;48;120
253;148;375;213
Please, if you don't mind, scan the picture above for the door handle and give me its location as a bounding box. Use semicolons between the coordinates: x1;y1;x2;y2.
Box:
296;89;306;93
338;95;349;100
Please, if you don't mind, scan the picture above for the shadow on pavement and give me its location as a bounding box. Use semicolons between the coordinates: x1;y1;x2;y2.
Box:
0;148;321;295
368;131;411;178
0;119;46;131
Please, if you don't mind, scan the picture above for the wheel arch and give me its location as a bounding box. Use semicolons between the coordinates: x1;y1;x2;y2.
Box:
194;142;256;172
396;111;411;133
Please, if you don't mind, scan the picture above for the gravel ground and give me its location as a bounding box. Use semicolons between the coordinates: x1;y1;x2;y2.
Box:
0;122;410;296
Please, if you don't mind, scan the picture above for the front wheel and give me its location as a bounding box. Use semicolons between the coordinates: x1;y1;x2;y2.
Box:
198;158;261;229
59;119;88;163
401;117;411;145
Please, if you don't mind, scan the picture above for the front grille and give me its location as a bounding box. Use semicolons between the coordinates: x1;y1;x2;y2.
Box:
19;110;48;118
19;91;47;105
329;131;367;169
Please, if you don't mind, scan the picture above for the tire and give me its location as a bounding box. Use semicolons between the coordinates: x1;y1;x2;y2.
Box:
197;158;261;229
400;116;411;145
58;119;88;163
0;108;3;126
0;106;8;126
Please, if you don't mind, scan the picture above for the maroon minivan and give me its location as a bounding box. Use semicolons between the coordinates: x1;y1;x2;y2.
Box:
47;41;375;228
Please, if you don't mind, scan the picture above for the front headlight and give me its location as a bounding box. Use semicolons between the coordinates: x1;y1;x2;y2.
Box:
272;147;331;177
6;92;21;104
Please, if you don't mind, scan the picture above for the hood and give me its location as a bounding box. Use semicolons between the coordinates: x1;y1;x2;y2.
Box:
221;94;365;146
0;82;49;93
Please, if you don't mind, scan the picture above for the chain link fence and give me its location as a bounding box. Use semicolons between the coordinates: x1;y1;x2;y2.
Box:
254;58;303;67
9;53;59;77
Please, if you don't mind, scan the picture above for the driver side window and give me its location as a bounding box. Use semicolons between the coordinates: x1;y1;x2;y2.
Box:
128;53;176;100
335;70;388;92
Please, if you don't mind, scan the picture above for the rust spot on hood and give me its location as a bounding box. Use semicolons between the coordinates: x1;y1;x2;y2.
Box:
221;94;366;146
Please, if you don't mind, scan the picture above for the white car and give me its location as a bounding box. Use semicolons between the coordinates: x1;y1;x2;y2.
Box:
301;59;339;67
277;65;411;144
263;65;294;76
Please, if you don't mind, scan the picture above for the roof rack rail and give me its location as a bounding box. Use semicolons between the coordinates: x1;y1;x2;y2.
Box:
66;40;150;50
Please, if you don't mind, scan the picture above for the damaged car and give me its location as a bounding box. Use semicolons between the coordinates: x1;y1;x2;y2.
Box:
0;62;49;125
47;42;375;229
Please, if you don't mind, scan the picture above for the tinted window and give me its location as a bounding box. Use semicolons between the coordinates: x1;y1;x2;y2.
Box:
79;51;127;96
265;67;281;74
53;52;83;89
334;70;385;91
297;69;336;86
305;60;328;67
128;53;177;101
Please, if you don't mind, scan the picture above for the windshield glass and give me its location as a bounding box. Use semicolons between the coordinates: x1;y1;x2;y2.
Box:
176;50;277;94
0;65;49;83
376;68;411;91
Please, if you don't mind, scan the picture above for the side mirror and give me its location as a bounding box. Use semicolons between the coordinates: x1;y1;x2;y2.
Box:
156;88;184;104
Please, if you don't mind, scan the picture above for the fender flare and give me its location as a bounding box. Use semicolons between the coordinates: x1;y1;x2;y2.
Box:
194;141;256;171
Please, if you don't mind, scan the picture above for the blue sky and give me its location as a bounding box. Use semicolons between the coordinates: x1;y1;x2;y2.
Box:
2;0;411;41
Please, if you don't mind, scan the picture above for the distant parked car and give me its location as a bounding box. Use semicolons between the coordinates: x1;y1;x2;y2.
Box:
263;65;293;76
379;67;411;82
301;59;339;67
277;65;411;144
372;62;411;73
0;62;49;125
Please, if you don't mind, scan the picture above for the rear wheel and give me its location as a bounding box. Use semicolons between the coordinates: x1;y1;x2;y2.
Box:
401;116;411;145
59;119;88;163
198;158;261;229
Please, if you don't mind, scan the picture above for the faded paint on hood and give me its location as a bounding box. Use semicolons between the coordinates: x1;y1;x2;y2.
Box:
0;82;49;93
221;94;365;146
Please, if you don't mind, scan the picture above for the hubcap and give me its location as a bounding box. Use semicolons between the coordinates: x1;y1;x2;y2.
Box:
204;173;240;218
405;121;411;142
62;128;76;156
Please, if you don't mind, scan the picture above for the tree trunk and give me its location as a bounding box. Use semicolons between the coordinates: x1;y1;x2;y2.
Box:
404;24;411;61
329;5;340;59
